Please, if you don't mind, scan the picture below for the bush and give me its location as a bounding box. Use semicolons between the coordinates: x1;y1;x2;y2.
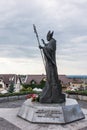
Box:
0;91;38;97
8;81;14;93
66;90;87;96
20;87;27;92
22;81;45;90
20;87;33;92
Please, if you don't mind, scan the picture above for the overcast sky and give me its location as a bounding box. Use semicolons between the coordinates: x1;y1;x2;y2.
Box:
0;0;87;75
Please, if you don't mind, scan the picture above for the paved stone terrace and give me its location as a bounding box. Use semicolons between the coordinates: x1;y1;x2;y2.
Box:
0;99;25;108
0;99;87;130
0;99;87;109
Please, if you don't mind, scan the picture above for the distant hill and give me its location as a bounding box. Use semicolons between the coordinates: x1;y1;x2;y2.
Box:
67;75;87;79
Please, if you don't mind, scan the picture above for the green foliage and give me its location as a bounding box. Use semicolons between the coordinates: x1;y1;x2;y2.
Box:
22;80;45;90
0;91;39;97
66;90;87;96
40;80;45;89
27;87;33;91
21;84;30;89
20;87;33;92
8;81;14;93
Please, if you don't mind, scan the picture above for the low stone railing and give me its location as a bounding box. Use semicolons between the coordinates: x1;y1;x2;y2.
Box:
0;94;87;103
0;95;27;103
66;94;87;101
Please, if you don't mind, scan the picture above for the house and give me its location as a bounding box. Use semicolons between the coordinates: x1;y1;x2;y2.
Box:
22;74;71;91
59;75;73;91
23;74;46;85
59;75;72;86
0;74;22;93
67;78;84;91
0;77;5;92
14;75;22;92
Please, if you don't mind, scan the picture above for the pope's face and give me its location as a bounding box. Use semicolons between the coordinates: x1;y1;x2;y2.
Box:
47;35;51;41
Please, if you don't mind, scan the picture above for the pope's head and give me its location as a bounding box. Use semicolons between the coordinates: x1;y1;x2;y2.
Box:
47;31;54;41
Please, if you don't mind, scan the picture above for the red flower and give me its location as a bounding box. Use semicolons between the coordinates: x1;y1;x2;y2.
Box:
26;94;33;99
32;94;38;98
26;94;38;102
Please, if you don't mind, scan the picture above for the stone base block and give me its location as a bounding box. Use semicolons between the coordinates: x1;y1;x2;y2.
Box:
17;98;85;124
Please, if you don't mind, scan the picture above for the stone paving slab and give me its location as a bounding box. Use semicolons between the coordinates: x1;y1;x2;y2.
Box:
0;108;87;130
0;99;87;109
0;99;25;108
18;98;85;124
79;127;87;130
0;100;87;130
0;117;21;130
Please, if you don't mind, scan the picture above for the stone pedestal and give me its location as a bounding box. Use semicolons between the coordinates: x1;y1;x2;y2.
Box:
17;98;85;124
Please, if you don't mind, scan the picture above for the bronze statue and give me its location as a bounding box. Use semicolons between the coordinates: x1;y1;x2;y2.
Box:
39;31;65;103
18;27;85;124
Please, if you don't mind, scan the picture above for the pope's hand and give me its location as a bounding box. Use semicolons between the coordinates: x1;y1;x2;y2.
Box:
39;45;43;49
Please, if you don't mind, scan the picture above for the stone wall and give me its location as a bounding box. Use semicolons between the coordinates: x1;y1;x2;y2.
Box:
0;95;27;103
0;94;87;103
67;94;87;101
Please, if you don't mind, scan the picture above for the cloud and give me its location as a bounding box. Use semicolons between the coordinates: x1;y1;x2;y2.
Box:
0;0;87;74
0;44;40;59
71;36;87;43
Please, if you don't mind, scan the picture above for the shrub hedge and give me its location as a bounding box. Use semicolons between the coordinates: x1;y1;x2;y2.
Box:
66;90;87;96
0;91;39;97
22;80;45;89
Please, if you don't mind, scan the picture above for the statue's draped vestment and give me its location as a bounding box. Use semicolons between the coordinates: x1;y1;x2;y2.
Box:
40;38;65;103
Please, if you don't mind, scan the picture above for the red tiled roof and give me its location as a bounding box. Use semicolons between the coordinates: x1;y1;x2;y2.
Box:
71;78;83;84
24;74;71;85
59;75;72;84
25;74;46;84
0;74;19;84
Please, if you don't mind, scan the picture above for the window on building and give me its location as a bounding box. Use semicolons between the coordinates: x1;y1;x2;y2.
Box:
0;84;2;88
30;80;36;85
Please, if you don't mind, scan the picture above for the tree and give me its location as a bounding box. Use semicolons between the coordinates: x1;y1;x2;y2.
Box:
8;80;14;93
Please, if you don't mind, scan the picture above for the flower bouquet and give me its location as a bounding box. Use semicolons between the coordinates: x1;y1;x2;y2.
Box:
26;93;39;102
